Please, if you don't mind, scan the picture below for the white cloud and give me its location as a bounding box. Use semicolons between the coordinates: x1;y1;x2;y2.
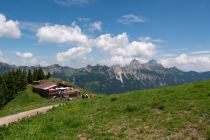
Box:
159;59;169;66
175;54;189;64
138;36;165;43
20;21;45;33
36;23;156;64
94;33;128;51
159;54;210;72
77;17;91;22
90;21;102;31
114;41;155;57
118;14;146;24
56;46;92;61
54;0;91;6
76;18;102;32
16;51;33;59
176;53;210;64
0;13;21;38
189;50;210;55
29;58;39;65
37;23;93;62
29;58;48;66
15;52;48;66
100;56;133;66
37;24;88;44
94;33;156;57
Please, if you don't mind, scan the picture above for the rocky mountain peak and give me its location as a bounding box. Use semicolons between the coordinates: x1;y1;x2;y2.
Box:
148;59;158;64
145;59;162;67
137;59;163;72
86;64;92;69
51;64;61;67
130;59;141;66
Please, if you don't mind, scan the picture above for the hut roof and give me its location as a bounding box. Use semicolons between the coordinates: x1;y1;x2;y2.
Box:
33;81;57;90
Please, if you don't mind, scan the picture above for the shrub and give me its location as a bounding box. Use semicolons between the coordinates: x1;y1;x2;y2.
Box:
125;104;138;112
157;105;165;110
0;126;10;139
206;129;210;140
110;97;117;101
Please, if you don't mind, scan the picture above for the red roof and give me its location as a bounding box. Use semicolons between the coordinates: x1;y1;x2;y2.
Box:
33;81;57;90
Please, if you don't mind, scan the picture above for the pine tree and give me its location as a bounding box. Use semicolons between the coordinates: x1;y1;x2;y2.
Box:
15;69;23;91
37;68;45;80
0;76;5;108
20;70;27;90
0;70;29;108
0;84;4;108
27;70;33;83
33;69;38;81
0;79;7;108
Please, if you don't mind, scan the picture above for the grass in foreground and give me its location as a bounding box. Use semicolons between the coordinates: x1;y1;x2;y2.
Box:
0;85;63;117
1;81;210;139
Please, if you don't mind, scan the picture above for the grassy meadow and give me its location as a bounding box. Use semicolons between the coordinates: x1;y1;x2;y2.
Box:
0;81;210;139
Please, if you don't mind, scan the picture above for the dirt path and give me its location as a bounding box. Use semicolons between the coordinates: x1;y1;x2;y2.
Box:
0;104;59;126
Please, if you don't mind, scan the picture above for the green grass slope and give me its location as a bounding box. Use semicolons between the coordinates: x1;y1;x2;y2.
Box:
1;81;210;139
0;85;63;117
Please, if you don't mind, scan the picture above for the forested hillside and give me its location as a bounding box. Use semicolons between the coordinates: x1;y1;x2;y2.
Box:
0;69;50;108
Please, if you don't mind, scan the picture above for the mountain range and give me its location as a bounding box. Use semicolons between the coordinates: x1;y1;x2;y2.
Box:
1;59;210;94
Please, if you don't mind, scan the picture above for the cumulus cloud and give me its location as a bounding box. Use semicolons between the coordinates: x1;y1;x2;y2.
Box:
36;23;156;63
0;13;21;38
94;33;156;57
113;41;155;57
118;14;146;24
56;46;92;62
29;58;48;66
90;21;102;31
54;0;91;6
37;24;88;44
159;53;210;72
16;51;33;59
176;53;210;64
15;51;48;66
175;54;189;64
95;33;128;50
99;56;133;66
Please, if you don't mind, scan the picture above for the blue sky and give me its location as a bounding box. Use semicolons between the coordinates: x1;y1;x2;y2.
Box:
0;0;210;71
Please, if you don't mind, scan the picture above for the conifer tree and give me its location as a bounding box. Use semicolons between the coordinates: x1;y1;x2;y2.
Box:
33;69;38;81
37;68;45;80
0;69;29;108
27;70;33;83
